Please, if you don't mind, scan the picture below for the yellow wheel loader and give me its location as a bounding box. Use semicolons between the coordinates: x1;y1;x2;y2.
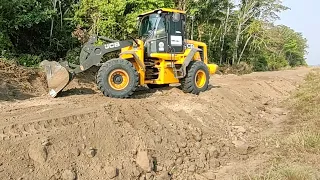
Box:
40;8;218;98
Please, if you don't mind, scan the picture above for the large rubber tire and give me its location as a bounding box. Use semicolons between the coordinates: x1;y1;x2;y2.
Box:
147;84;170;89
97;58;139;98
180;61;210;95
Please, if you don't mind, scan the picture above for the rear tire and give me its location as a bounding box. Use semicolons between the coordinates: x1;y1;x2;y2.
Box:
180;61;210;95
97;58;139;98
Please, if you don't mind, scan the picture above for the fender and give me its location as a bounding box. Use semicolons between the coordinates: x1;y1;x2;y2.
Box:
181;48;203;77
119;50;145;71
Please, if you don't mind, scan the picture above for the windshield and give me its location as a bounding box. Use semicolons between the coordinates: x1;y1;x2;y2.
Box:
139;13;161;37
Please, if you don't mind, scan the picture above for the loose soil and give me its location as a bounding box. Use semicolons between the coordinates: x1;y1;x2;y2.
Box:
0;61;312;180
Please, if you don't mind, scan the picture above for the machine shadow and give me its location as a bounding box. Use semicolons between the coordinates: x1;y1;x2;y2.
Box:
59;88;97;97
207;84;222;90
131;86;177;99
54;84;222;99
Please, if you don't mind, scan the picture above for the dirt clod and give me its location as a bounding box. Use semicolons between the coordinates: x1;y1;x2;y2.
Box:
188;164;196;172
41;138;50;146
73;148;81;156
232;140;249;155
174;147;180;153
175;157;183;165
61;169;76;180
202;171;216;180
146;172;154;179
28;142;47;164
194;174;208;180
208;147;219;158
195;142;202;149
136;151;153;172
234;126;246;133
86;148;97;158
178;141;187;148
105;166;118;179
156;171;171;180
209;159;221;168
194;134;202;142
155;136;162;143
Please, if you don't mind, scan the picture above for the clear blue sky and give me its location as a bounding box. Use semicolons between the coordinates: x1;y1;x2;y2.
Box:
277;0;320;65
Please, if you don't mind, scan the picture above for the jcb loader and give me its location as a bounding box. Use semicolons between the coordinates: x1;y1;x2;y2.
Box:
40;8;218;98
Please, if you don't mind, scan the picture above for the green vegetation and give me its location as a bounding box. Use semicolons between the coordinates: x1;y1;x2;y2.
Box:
245;69;320;180
0;0;308;70
284;70;320;154
247;164;318;180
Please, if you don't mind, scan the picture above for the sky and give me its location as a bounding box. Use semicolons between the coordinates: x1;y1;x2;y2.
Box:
277;0;320;65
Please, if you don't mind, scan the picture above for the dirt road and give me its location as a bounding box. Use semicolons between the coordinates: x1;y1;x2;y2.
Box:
0;67;311;180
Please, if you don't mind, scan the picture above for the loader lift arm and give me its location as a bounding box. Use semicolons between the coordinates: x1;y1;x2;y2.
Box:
40;36;134;97
69;36;134;74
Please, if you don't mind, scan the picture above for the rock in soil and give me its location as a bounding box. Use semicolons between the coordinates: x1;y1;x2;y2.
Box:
233;126;246;133
194;134;202;142
86;147;97;158
136;151;153;172
105;166;118;179
232;140;249;155
156;171;171;180
208;146;219;159
41;138;50;146
174;147;180;153
61;169;77;180
155;136;162;143
194;174;208;180
178;141;187;148
209;159;220;168
202;171;216;180
195;142;202;149
188;164;196;172
28;142;47;164
146;172;154;179
131;167;141;177
175;157;183;165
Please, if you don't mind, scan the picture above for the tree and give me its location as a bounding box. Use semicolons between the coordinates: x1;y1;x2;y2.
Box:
0;0;308;70
232;0;288;64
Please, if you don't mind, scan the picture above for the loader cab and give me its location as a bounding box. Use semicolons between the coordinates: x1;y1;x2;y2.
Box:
138;9;186;56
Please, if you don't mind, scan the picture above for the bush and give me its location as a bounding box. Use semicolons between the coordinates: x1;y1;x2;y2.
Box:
65;47;81;64
16;54;42;67
252;57;268;72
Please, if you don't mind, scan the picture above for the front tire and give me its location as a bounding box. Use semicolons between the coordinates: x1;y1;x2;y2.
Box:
97;58;139;98
180;61;210;95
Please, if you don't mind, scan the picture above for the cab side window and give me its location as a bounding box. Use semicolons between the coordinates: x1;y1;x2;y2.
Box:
156;17;166;38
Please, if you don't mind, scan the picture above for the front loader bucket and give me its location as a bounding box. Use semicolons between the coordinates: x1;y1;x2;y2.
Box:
40;60;72;98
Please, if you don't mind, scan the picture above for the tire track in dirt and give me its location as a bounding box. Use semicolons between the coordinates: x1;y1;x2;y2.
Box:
0;111;98;141
0;68;313;180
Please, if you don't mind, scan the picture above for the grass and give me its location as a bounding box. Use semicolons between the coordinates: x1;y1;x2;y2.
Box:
291;70;320;121
244;69;320;180
246;164;318;180
284;69;320;154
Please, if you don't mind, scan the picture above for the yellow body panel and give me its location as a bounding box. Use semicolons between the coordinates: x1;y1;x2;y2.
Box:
120;39;218;86
120;40;146;85
153;60;180;84
207;64;218;75
138;8;186;17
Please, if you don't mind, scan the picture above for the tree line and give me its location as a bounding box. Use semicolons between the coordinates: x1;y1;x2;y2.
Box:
0;0;308;71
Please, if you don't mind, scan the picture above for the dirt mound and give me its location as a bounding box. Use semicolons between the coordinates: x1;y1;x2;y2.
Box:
0;67;313;179
0;59;48;101
0;59;100;100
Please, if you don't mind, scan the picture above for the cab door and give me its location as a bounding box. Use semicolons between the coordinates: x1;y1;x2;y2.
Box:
167;13;185;53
